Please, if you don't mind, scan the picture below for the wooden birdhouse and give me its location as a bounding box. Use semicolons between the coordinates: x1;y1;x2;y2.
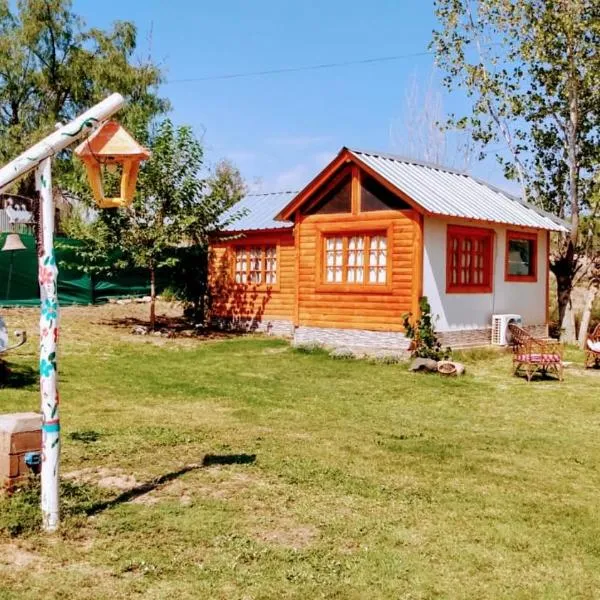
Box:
74;121;150;208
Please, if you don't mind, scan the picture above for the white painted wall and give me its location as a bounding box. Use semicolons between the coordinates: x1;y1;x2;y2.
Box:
423;217;548;331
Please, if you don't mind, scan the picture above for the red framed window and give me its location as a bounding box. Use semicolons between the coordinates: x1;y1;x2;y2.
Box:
446;225;494;293
505;230;537;282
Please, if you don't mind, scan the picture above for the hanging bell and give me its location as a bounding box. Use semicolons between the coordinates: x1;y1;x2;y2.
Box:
1;232;26;252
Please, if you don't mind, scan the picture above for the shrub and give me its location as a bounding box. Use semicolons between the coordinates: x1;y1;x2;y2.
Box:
368;351;406;365
329;348;355;360
402;297;451;361
293;343;324;355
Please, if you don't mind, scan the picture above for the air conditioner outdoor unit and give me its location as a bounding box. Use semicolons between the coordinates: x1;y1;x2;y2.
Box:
491;314;522;346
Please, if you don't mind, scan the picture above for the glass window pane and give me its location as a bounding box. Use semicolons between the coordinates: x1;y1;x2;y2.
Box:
306;175;352;215
361;175;410;211
508;238;533;276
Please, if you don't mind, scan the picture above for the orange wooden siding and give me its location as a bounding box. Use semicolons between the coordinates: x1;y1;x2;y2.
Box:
209;230;296;322
296;210;419;331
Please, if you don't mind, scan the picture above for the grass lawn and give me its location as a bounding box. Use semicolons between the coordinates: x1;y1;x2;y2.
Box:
0;302;599;599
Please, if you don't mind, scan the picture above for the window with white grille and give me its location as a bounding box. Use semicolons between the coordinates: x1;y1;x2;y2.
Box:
323;233;388;285
368;235;387;283
234;245;277;285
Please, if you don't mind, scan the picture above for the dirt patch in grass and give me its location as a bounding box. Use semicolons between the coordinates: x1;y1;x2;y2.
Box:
131;468;266;506
253;519;319;550
254;523;318;550
0;543;45;569
64;467;139;491
130;477;190;506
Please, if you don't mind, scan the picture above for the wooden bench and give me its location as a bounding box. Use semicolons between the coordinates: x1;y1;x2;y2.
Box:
508;323;563;382
585;323;600;369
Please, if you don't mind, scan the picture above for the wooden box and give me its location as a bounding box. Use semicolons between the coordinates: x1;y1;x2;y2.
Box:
0;412;42;491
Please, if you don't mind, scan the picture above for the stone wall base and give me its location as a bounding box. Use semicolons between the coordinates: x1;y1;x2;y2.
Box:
211;318;550;352
293;326;411;356
211;316;294;338
437;323;549;349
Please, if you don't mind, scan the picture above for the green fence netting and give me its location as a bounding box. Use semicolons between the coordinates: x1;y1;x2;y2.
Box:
0;233;157;307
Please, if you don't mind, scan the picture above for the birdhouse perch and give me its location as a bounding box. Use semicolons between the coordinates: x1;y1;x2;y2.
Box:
74;121;150;208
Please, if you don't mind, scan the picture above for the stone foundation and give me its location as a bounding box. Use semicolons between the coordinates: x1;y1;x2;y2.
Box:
437;323;549;349
293;326;411;356
212;318;550;351
211;316;294;337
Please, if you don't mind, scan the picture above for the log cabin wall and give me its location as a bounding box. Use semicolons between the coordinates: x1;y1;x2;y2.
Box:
209;229;296;332
294;165;421;332
296;210;419;332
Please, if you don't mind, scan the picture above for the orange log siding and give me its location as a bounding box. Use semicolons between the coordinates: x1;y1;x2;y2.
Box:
209;229;296;323
296;210;420;332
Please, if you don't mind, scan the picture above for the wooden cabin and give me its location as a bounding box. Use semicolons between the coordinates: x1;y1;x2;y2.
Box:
209;148;566;351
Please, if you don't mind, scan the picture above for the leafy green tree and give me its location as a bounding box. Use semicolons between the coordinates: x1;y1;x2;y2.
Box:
0;0;167;197
431;0;600;341
63;120;245;329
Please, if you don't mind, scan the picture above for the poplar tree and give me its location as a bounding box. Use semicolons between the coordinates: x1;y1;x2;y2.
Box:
432;0;600;340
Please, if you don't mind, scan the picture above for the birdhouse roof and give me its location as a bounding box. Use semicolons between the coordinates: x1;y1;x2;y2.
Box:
74;121;150;160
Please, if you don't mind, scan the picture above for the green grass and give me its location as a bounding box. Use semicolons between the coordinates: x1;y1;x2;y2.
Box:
1;304;599;599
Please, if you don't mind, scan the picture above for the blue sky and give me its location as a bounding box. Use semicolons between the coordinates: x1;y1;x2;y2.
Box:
75;0;514;194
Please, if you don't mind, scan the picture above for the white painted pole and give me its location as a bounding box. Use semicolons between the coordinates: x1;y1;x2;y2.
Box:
36;158;60;531
0;93;125;193
0;94;125;532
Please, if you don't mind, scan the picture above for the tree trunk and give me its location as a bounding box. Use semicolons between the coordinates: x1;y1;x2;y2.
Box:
561;299;577;344
554;17;582;343
149;266;156;331
566;26;580;249
551;242;577;341
578;285;598;348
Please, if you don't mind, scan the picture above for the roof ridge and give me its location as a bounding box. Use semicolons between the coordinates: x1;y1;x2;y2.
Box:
345;147;567;231
245;190;298;198
348;148;548;209
348;147;470;177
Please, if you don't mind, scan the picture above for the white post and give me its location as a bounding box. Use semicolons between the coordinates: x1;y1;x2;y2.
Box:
0;93;126;533
0;93;125;194
36;158;60;532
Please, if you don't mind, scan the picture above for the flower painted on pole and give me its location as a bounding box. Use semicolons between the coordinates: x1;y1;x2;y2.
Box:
40;352;56;377
39;266;54;286
41;299;58;321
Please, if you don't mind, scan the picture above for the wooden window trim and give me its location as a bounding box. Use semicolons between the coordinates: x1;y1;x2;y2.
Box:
301;166;353;216
231;243;281;291
446;225;494;294
316;224;393;294
505;229;538;283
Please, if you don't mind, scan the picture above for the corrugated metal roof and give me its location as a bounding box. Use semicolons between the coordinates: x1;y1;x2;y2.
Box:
221;191;296;232
349;149;567;232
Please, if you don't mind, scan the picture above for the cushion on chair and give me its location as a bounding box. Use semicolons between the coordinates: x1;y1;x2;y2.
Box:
586;339;600;353
516;353;562;363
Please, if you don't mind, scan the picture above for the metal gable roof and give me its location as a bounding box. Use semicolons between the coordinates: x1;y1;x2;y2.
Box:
220;191;296;232
349;149;568;232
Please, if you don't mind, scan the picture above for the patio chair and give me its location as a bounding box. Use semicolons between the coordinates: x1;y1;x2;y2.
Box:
508;323;563;382
584;324;600;369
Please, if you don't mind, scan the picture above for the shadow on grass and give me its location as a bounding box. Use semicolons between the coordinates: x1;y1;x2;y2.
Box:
85;453;257;516
102;314;246;340
0;361;37;389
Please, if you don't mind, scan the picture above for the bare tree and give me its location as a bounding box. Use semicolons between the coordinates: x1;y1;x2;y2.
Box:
390;71;474;171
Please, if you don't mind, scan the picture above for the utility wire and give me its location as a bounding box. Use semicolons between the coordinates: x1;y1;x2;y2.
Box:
165;50;433;84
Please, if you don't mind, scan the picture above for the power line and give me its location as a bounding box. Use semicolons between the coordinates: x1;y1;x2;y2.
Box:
165;50;433;84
